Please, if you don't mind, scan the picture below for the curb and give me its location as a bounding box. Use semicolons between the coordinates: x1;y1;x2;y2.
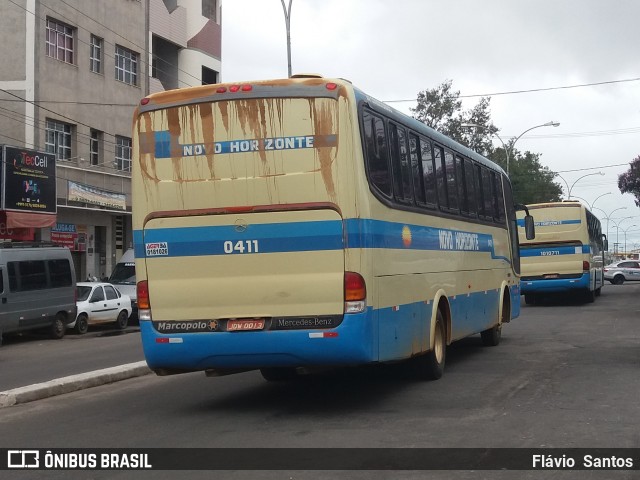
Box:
0;361;152;408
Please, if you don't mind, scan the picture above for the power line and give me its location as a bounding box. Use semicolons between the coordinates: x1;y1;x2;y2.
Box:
383;76;640;103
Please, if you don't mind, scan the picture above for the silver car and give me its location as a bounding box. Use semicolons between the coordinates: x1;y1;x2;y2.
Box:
604;260;640;285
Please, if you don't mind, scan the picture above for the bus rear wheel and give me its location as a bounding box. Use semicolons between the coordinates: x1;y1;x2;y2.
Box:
414;309;446;380
481;323;501;346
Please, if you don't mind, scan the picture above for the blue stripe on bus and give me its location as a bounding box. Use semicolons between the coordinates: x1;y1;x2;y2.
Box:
140;289;505;370
517;219;581;227
520;245;590;257
133;219;507;261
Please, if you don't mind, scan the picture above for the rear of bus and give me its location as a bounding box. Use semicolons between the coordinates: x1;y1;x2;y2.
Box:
132;76;373;375
518;202;601;303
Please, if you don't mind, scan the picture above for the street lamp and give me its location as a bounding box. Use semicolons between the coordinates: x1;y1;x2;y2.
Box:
593;206;628;248
623;225;637;257
614;216;635;250
555;172;605;200
591;192;612;210
566;172;605;200
462;121;560;175
280;0;293;78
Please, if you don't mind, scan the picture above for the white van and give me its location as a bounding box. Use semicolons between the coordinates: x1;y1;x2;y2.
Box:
108;249;137;319
0;242;77;341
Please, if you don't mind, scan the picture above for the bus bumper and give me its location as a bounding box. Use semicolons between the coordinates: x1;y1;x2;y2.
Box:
140;309;377;372
521;273;590;293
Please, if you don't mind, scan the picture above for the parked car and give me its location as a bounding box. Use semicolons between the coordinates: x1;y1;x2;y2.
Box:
1;242;77;342
70;282;132;334
603;260;640;285
108;249;137;320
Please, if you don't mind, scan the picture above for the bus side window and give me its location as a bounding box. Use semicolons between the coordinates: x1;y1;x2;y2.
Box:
481;167;495;220
463;158;477;216
409;134;427;206
389;123;403;200
362;111;392;197
419;136;437;207
456;156;468;215
397;127;413;204
434;145;447;210
474;163;484;218
445;150;459;212
388;123;413;204
492;172;505;223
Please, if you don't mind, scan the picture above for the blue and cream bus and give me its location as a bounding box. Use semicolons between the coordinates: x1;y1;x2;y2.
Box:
518;201;606;304
131;74;534;381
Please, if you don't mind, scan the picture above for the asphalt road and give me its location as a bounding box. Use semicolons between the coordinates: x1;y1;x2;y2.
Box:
0;284;638;479
0;325;145;391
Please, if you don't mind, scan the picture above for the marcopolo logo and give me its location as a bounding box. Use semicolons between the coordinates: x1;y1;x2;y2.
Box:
154;320;219;333
8;450;40;469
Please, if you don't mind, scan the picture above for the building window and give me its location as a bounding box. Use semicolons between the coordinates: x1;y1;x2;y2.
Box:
45;119;72;160
90;129;101;165
90;35;103;73
46;18;75;64
115;45;138;86
202;0;217;21
115;136;132;172
202;66;218;85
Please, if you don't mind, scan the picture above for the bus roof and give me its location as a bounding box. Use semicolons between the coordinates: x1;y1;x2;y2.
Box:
136;75;505;176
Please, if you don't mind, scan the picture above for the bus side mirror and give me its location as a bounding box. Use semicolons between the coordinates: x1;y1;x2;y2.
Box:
602;235;608;251
524;215;535;240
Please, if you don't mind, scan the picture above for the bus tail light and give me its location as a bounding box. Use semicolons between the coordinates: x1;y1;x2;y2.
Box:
344;272;366;314
583;261;590;271
137;280;151;321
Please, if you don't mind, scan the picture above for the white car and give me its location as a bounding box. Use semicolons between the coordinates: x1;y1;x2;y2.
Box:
71;282;132;334
603;260;640;285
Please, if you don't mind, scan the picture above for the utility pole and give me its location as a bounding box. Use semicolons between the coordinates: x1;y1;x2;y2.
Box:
280;0;293;77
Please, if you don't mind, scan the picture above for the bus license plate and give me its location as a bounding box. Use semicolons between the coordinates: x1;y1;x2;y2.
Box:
227;319;265;331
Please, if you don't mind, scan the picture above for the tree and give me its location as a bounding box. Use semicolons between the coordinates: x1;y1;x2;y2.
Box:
411;80;497;155
410;80;563;204
500;147;563;204
618;155;640;207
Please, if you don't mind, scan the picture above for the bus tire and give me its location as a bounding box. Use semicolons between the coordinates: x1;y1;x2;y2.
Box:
584;289;595;303
524;294;536;305
414;309;446;380
260;367;298;382
50;313;67;339
481;323;502;346
595;287;602;297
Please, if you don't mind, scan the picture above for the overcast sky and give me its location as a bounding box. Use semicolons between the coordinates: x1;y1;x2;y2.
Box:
220;0;640;250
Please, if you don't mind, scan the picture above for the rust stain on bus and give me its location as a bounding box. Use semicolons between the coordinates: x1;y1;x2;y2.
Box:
137;112;159;184
199;102;216;178
309;99;337;200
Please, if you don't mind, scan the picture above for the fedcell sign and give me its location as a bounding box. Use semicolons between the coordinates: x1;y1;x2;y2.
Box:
1;145;56;214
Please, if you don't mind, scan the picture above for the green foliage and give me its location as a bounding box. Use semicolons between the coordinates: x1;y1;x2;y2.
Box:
410;80;563;205
495;148;563;204
618;155;640;207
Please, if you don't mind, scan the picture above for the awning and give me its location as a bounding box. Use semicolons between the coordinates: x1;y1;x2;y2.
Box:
1;210;57;229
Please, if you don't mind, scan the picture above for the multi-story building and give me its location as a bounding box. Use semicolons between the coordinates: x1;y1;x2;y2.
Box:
0;0;221;280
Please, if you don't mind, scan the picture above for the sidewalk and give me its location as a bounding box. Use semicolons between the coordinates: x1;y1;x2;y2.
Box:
0;361;151;408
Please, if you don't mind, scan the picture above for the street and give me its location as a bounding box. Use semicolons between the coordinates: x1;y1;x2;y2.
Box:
0;284;638;480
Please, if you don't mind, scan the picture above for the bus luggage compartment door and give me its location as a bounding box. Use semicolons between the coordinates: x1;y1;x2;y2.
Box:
141;208;345;322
